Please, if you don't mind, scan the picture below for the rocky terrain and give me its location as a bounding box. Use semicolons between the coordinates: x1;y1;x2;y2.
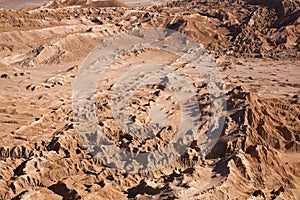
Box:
0;0;169;10
0;0;299;199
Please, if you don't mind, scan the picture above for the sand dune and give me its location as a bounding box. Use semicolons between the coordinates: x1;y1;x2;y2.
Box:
0;0;51;10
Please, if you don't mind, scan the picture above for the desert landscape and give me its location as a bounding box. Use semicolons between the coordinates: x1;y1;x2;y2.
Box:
0;0;299;199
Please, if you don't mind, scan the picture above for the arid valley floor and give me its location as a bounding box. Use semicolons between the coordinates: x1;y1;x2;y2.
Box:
0;0;299;199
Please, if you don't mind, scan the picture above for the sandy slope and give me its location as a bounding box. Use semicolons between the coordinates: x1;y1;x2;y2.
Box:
0;0;299;199
0;0;51;10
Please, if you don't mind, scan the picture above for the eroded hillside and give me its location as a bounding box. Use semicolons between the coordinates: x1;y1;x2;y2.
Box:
0;0;299;199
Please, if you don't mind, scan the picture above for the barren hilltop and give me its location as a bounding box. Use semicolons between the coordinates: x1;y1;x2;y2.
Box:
0;0;299;199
